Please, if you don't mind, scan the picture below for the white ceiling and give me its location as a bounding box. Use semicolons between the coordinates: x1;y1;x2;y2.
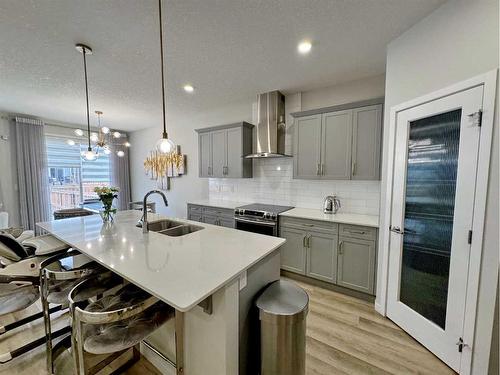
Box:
0;0;445;131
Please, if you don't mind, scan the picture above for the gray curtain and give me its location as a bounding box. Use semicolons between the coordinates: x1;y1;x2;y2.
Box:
110;141;131;211
15;117;51;230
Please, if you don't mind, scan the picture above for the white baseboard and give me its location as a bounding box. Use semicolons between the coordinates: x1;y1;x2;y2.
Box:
374;301;385;316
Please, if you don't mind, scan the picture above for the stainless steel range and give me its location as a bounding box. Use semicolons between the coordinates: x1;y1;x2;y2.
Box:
234;203;294;236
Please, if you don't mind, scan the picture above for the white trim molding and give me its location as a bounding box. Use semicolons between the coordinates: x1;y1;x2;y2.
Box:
375;69;498;374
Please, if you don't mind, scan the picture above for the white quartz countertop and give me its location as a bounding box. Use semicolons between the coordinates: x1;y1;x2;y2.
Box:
280;208;379;228
37;211;284;312
187;199;251;210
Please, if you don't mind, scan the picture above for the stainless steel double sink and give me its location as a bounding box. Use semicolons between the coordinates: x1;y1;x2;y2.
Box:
146;219;204;237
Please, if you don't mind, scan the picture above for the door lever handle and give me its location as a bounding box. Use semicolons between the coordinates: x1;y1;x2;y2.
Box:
389;226;405;235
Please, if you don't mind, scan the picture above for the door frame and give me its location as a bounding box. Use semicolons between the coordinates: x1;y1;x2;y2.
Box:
376;69;498;374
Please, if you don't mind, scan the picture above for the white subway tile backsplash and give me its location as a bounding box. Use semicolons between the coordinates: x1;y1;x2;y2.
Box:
208;158;380;216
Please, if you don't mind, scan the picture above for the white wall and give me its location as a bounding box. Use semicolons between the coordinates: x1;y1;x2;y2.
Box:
0;115;19;227
129;100;253;218
300;74;385;110
208;75;385;215
378;0;498;373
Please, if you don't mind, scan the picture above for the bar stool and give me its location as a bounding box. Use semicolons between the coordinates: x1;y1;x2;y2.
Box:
40;251;107;374
68;276;175;375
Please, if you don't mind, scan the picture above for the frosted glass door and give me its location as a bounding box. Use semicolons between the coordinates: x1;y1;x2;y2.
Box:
387;85;483;371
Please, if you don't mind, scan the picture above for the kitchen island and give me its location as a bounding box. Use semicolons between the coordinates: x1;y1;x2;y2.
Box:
37;210;285;375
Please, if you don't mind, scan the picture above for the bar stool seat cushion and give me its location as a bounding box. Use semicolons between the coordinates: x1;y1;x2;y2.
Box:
46;261;104;305
0;284;39;315
82;284;174;355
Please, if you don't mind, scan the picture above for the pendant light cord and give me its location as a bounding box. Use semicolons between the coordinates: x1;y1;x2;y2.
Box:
158;0;167;138
82;46;91;150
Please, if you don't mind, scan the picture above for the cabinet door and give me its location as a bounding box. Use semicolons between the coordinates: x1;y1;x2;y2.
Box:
211;130;227;178
203;215;219;226
321;110;352;179
352;105;382;180
219;218;235;228
280;227;307;274
306;231;337;283
337;237;376;294
293;115;322;179
188;214;204;222
199;133;212;177
226;127;243;178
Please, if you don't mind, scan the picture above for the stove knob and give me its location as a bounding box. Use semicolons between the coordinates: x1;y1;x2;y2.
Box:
240;209;245;215
234;209;239;215
265;212;271;219
271;213;277;220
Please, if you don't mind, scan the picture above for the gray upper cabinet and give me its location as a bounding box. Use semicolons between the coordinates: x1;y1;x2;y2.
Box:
293;115;322;179
225;127;244;178
351;105;382;180
211;129;226;177
196;122;254;178
199;132;212;177
321;110;352;179
293;100;383;180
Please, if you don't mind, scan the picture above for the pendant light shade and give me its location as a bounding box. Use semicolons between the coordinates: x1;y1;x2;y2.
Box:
156;135;175;154
155;0;175;154
76;43;99;161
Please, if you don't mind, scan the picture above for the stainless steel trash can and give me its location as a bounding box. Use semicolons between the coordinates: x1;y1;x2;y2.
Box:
256;280;309;375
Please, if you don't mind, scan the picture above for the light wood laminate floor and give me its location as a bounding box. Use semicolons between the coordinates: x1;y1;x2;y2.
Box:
0;279;454;374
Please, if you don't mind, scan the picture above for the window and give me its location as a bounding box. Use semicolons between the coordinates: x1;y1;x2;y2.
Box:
46;136;111;213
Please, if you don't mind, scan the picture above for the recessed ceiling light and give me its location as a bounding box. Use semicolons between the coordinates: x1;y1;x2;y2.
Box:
74;129;84;136
297;40;312;54
67;139;76;146
183;84;194;93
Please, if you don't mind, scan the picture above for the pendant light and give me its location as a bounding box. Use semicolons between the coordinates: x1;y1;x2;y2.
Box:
155;0;175;154
76;43;98;161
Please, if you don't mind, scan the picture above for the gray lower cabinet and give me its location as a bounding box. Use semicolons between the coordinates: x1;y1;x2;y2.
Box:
203;215;218;225
293;102;383;181
279;217;377;296
280;227;307;274
195;122;254;178
187;204;235;228
337;236;376;294
306;231;337;283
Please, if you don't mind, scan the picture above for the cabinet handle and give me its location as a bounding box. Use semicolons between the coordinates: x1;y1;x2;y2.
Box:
338;241;344;254
303;235;307;248
351;161;356;176
303;223;314;227
307;235;311;248
321;164;324;175
316;163;320;176
346;229;366;235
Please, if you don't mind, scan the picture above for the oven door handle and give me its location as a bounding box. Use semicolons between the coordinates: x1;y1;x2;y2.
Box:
234;217;277;227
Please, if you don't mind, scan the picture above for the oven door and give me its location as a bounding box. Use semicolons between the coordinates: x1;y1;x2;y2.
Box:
234;217;277;236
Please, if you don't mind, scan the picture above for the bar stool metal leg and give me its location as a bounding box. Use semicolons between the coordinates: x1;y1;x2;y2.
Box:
175;310;185;375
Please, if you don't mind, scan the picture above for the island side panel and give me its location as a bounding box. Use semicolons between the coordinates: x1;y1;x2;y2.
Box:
183;278;239;375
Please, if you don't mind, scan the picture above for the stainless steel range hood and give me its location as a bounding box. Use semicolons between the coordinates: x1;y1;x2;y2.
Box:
245;90;291;158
